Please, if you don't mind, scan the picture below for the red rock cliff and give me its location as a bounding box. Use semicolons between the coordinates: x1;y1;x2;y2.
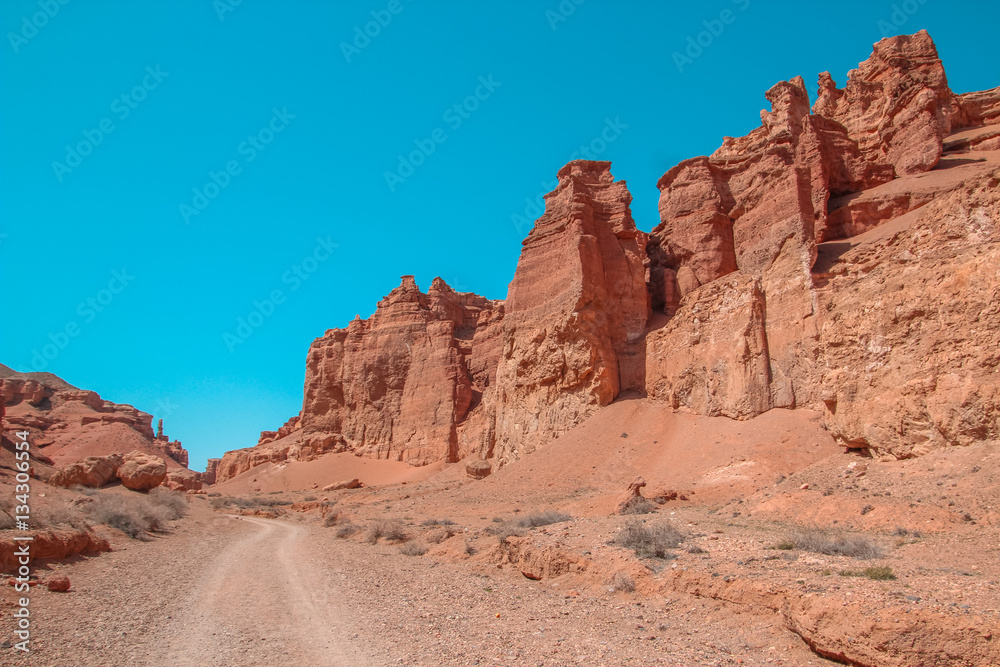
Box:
299;276;501;466
646;30;1000;457
487;160;649;465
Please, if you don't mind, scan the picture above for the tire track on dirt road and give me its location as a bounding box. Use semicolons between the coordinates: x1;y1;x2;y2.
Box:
161;515;369;666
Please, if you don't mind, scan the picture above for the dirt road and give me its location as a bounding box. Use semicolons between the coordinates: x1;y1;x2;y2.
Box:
161;516;365;666
3;501;828;666
2;508;377;666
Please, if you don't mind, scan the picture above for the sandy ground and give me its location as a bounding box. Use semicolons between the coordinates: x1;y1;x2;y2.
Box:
1;499;835;666
2;401;998;665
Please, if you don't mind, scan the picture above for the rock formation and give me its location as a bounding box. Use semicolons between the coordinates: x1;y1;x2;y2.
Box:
487;160;649;465
299;276;501;466
0;369;192;469
213;277;504;483
203;458;221;485
812;30;956;177
218;31;998;478
647;30;1000;458
117;451;167;490
257;416;301;446
163;468;204;492
816;173;1000;457
49;454;123;488
0;527;110;573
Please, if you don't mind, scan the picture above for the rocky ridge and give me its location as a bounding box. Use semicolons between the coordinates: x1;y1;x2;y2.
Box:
220;30;999;481
0;368;199;490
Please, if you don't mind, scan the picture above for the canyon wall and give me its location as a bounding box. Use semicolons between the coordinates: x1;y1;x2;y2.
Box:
218;30;1000;479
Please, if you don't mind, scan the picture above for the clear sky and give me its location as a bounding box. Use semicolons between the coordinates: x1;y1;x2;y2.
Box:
2;1;998;471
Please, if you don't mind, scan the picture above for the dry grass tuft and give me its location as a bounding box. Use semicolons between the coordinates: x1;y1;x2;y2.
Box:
400;541;428;557
84;490;187;540
615;520;683;559
608;571;636;592
777;529;883;559
515;511;571;528
366;520;408;544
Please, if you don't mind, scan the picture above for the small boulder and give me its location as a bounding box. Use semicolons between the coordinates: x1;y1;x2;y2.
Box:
465;459;492;479
47;574;71;592
163;468;203;492
49;454;123;488
117;451;167;491
614;477;651;514
322;478;361;492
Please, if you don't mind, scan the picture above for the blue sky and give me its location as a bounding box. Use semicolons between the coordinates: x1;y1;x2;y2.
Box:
2;1;998;471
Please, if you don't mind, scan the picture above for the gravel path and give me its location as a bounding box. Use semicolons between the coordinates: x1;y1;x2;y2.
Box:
161;515;364;666
2;501;824;666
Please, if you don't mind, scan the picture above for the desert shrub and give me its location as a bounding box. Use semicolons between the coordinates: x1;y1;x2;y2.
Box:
421;518;455;526
34;506;87;529
608;571;636;592
209;495;292;510
840;566;897;580
71;485;100;497
207;492;222;497
862;566;897;580
84;493;180;540
255;498;293;507
619;496;657;515
303;495;317;502
487;521;527;543
515;511;571;528
464;540;476;556
148;488;189;520
334;523;358;539
615;520;683;559
892;527;921;538
366;520;408;544
323;511;340;527
780;530;883;559
686;545;706;554
400;541;428;556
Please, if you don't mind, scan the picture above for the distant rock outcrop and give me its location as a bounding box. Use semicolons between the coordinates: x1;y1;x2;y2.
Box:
299;276;501;466
0;371;192;471
203;458;221;485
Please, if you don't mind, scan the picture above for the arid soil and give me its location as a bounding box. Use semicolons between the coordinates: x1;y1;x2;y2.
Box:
1;502;827;666
4;399;998;665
